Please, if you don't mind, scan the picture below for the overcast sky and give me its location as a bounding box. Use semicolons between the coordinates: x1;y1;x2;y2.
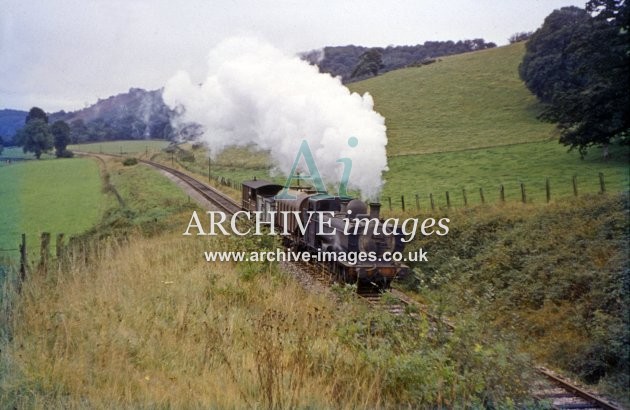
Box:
1;0;583;112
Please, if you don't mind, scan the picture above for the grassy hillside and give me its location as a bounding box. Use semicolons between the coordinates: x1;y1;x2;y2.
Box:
349;43;555;156
346;43;628;203
0;159;105;259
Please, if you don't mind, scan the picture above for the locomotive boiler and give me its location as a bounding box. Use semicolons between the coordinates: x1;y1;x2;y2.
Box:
242;179;408;288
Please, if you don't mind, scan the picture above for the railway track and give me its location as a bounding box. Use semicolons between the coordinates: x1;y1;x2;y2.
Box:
139;159;242;215
94;155;623;410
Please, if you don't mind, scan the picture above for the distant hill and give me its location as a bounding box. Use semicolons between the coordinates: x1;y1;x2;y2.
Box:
0;109;27;144
301;39;496;82
51;88;174;142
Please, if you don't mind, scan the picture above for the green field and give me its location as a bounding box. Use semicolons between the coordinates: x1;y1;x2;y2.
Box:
383;141;629;208
0;159;104;260
349;43;555;156
68;139;170;155
0;147;55;163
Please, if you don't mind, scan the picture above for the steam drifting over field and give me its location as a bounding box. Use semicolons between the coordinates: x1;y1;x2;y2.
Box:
162;37;388;199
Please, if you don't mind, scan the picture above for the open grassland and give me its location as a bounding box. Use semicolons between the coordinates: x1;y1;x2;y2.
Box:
0;146;55;162
348;43;555;156
400;193;629;405
69;139;169;155
382;141;629;208
0;159;104;259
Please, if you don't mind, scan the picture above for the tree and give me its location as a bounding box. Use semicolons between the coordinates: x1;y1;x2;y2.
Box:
519;4;629;156
51;120;71;157
0;140;3;156
508;31;533;43
25;107;48;124
351;49;384;79
15;119;53;159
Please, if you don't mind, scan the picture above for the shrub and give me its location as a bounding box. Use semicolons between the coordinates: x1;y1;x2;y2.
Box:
122;157;138;166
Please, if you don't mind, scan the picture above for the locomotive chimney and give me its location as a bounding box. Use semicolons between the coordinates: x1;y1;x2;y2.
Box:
369;202;381;219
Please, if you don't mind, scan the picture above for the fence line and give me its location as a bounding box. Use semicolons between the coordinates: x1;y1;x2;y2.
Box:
380;174;618;212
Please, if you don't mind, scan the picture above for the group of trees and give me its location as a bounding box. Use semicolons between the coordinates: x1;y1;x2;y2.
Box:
302;39;497;82
520;0;629;156
15;107;72;159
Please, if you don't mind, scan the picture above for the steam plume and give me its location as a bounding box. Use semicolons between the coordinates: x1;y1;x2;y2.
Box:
163;37;388;199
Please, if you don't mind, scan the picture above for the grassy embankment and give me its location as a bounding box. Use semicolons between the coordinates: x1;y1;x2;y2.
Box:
399;193;629;405
1;155;540;408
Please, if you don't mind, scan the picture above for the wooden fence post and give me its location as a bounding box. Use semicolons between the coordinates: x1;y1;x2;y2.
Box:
520;183;526;203
387;196;392;211
445;191;451;208
572;175;578;197
401;195;405;212
499;184;505;203
546;178;551;203
56;233;65;259
429;193;435;211
415;194;420;210
462;188;468;206
479;187;485;204
599;172;605;193
39;232;51;272
19;233;27;282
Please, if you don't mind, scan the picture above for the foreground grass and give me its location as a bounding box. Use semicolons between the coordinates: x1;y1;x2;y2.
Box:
0;230;536;408
0;155;539;407
0;159;104;259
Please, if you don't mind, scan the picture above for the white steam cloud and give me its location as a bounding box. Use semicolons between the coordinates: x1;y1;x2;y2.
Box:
162;37;388;199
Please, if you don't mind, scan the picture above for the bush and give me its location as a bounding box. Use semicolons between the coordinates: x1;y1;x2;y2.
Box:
57;149;74;158
122;157;138;166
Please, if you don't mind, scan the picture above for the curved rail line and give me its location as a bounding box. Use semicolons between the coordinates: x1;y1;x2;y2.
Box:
139;159;241;214
91;154;623;410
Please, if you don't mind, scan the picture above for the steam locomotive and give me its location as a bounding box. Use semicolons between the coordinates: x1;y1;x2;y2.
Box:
241;180;409;288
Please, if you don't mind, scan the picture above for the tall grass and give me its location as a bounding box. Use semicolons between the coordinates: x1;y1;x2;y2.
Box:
0;228;537;408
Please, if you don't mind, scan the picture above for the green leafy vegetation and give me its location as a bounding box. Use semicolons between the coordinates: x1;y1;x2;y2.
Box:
403;193;629;404
520;3;629;155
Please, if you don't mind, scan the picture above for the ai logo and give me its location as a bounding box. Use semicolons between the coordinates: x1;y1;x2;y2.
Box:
275;137;359;200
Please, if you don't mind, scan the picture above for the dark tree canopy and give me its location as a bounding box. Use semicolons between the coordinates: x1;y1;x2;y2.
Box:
51;120;71;157
25;107;48;124
351;49;384;79
519;4;630;156
16;119;53;159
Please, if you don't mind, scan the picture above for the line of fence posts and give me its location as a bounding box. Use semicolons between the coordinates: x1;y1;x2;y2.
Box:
13;232;70;291
381;174;608;212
